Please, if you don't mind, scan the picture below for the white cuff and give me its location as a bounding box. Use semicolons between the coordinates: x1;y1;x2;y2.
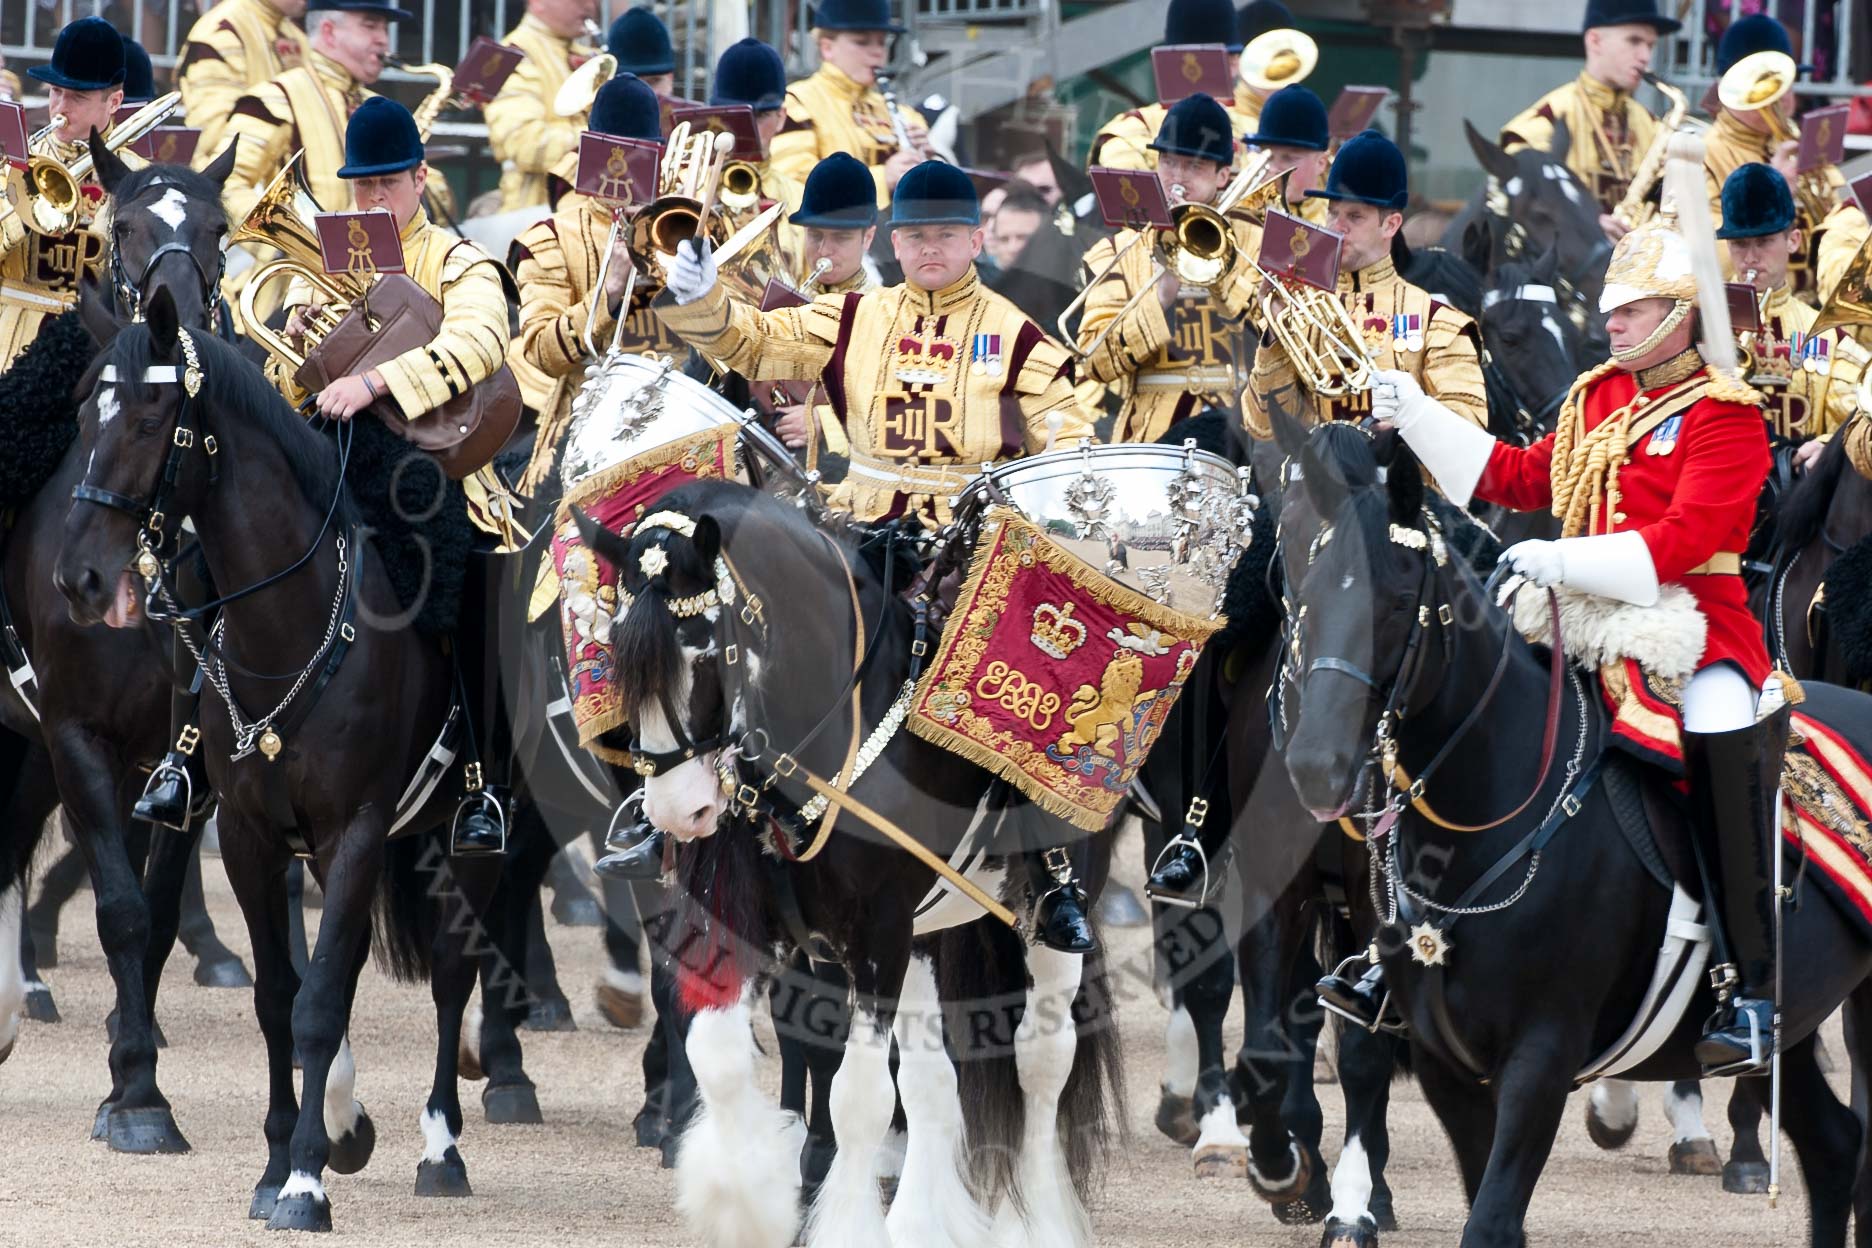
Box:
1394;397;1497;509
1556;531;1659;606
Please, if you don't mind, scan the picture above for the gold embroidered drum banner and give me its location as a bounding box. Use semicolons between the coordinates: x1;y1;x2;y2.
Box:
908;507;1222;830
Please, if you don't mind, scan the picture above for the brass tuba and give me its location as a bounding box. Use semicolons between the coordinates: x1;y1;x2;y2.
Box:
24;92;181;235
228;152;376;372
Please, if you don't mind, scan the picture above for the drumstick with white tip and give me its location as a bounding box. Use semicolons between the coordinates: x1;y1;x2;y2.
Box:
1043;412;1064;453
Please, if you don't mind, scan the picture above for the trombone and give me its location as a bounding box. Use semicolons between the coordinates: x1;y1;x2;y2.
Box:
26;114;66;148
1059;151;1280;357
23;91;181;235
1718;51;1837;227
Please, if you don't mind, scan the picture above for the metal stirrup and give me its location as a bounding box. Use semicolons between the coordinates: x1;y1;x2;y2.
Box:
1144;834;1212;909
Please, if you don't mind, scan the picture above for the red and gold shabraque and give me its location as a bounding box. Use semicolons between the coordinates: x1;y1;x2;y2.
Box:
550;425;738;759
908;508;1222;830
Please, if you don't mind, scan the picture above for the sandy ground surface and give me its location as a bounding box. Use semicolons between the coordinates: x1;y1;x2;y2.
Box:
0;825;1837;1247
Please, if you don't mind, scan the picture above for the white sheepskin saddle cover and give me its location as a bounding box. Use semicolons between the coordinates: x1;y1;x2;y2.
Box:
1508;582;1707;683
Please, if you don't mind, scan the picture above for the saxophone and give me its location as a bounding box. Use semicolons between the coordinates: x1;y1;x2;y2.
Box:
386;57;457;141
1612;72;1689;231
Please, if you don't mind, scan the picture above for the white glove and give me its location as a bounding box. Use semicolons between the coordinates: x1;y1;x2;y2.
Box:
1373;367;1497;509
1371;368;1429;429
1499;531;1659;605
1498;539;1567;588
666;238;717;306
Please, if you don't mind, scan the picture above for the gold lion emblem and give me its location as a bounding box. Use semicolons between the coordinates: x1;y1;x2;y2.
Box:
1055;652;1151;759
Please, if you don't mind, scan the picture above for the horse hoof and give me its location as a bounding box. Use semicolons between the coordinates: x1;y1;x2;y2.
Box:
1723;1160;1770;1195
457;1035;485;1083
483;1081;544;1125
326;1109;376;1175
249;1184;281;1220
194;955;253;989
265;1191;333;1232
596;982;643;1030
1669;1138;1722;1176
524;997;577;1032
414;1150;473;1198
1248;1144;1315;1206
1153;1091;1199;1146
91;1101;113;1140
1321;1215;1379;1248
1193;1143;1249;1180
550;895;604;927
633;1106;666;1149
24;986;58;1023
1585;1102;1636;1151
106;1106;191;1155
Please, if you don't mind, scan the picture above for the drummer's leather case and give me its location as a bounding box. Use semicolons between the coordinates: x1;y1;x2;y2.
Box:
296;273;521;480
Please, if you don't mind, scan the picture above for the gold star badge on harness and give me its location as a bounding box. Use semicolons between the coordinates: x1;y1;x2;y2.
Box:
639;546;669;579
1408;921;1450;967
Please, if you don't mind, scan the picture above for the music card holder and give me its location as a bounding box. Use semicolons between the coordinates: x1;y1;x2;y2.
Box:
0;101;27;168
128;127;202;164
1725;281;1763;334
1152;44;1233;104
759;278;809;312
576;132;661;204
1327;87;1389;140
314;210;406;281
1851;171;1872;216
1259;210;1344;291
1797;103;1849;173
450;36;526;105
1699;81;1722;117
1088;167;1174;231
669;104;765;160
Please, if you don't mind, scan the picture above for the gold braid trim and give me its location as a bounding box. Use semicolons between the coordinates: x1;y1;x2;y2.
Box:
1547;360;1624;537
557;425;738;525
1704;371;1765;406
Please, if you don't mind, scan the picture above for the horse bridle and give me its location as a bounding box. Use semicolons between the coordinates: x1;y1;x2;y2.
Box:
1478;283;1572;439
111;211;227;326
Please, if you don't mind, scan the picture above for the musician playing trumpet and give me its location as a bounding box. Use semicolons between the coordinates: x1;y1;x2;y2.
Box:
0;17;144;368
1075;94;1266;444
768;0;928;209
486;0;598;215
1243;130;1487;438
510;75;670;495
1499;0;1680;230
1704;15;1868;302
706;39;806;267
1719;165;1865;472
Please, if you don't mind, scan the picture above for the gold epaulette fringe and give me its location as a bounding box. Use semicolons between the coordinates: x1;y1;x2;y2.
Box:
1704;371;1764;406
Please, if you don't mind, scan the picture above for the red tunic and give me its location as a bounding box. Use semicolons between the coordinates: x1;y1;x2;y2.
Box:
1476;364;1772;686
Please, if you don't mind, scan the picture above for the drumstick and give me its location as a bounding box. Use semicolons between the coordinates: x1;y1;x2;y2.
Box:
692;131;737;246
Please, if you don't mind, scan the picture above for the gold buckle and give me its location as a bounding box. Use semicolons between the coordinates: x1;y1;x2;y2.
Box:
464;761;484;793
1185;796;1210;828
147;510;165;533
734;783;760;809
176;723;201;756
771;751;799;779
172;426;194;448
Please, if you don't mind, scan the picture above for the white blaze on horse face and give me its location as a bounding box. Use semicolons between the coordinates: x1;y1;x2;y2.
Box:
636;653;726;840
150;188;188;233
1542;313;1568;358
1504;176;1524;198
96;384;119;430
0;882;22;1064
1543;164;1583;206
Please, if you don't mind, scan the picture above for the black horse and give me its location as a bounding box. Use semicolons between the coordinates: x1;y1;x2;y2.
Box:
1275;415;1872;1247
0;145;250;1154
575;478;1124;1247
55;287;526;1232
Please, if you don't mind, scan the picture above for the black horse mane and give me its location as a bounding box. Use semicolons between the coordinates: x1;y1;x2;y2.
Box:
88;324;345;513
113;161;228;223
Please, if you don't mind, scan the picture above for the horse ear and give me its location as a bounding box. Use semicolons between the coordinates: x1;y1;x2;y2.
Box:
691;515;721;568
569;505;634;572
88;129;131;196
201;136;239;188
1266;388;1308;459
1464;119;1518;185
1385;441;1426;527
146;285;181;355
1460;216;1493;274
76;272;124;348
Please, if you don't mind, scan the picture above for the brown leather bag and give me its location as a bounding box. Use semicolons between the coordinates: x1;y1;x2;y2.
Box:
294;272;521;480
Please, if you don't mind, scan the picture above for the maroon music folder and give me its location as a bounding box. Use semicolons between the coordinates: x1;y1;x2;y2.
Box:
668;104;766;161
313;209;406;278
451;36;525;106
576;132;662;203
1259;210;1343;291
1152;45;1233;105
1088;166;1174;230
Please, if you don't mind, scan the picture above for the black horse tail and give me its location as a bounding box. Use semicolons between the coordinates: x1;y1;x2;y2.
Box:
936;907;1124;1213
669;821;768;1013
371;834;439;983
1767;431;1849;559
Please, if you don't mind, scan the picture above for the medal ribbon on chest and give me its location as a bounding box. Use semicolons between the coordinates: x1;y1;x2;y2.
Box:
1392;312;1422;354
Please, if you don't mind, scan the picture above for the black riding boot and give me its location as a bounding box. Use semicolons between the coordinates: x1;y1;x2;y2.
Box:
1145;794;1233;907
595;791;668;880
135;623;212;832
1026;844;1097;954
1688;711;1789;1077
452;557;511;857
1317;953;1402;1035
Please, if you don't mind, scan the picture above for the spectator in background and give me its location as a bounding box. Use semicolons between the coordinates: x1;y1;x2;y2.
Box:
985;182;1050;276
1008;150;1062;206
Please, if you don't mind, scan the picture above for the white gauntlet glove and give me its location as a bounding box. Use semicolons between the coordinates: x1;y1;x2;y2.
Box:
666;238;718;306
1498;532;1658;606
1371;368;1496;508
